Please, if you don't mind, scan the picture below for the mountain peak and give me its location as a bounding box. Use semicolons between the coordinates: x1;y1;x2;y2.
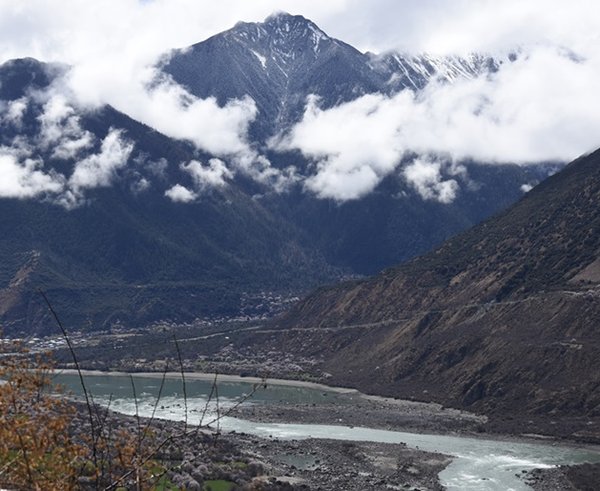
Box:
263;11;327;35
263;11;305;23
165;14;497;139
228;12;330;52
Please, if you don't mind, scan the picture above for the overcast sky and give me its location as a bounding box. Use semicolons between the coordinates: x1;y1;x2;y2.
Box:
0;0;598;62
0;0;598;64
1;0;599;203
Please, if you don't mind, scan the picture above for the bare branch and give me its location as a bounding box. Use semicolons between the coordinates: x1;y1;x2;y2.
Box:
38;288;99;487
172;335;188;433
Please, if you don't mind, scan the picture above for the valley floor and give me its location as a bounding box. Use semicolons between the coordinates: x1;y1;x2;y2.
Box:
47;322;600;444
63;400;450;491
28;324;600;489
57;367;600;491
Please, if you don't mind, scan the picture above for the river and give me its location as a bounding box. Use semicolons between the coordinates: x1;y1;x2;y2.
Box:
53;372;600;491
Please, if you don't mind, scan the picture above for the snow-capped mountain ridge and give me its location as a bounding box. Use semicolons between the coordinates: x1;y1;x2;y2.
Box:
230;13;331;55
371;52;499;91
164;12;499;139
225;12;497;89
222;13;355;81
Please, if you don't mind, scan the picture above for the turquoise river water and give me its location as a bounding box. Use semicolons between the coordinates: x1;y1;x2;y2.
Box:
53;372;600;491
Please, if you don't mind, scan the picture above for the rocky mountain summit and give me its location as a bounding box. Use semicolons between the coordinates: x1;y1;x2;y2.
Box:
164;12;498;139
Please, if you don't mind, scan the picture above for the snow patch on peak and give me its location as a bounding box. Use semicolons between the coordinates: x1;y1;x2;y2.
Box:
370;51;498;91
264;12;328;38
308;24;328;52
308;23;328;39
264;11;306;25
227;12;334;61
251;50;267;69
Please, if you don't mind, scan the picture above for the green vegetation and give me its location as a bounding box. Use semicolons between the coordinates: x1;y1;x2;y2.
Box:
203;479;236;491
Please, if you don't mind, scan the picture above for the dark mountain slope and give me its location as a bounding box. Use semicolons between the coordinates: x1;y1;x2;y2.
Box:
163;12;498;141
263;162;553;274
0;16;563;334
163;13;385;139
0;59;338;334
164;13;554;275
284;149;600;324
0;187;334;334
275;148;600;431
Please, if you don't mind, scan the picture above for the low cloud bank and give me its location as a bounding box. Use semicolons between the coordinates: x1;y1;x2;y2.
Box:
4;44;599;206
0;92;133;207
275;46;600;201
1;1;600;205
164;158;233;203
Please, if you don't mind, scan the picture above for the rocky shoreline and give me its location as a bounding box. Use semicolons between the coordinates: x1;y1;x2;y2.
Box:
526;462;600;490
228;391;487;436
234;435;450;490
68;401;451;490
77;397;600;491
58;368;489;436
225;390;600;491
56;368;600;490
57;369;476;489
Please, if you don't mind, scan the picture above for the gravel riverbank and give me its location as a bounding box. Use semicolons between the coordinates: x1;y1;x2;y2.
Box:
58;368;487;436
57;369;600;490
525;462;600;490
69;401;450;490
234;435;450;490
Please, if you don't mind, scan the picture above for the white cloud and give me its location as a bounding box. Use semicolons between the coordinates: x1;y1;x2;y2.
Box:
0;1;345;168
0;95;137;206
273;93;407;200
165;157;233;203
305;164;379;201
276;45;600;202
0;0;596;62
0;98;28;128
232;152;299;192
0;153;65;199
165;154;299;204
91;76;258;157
317;0;600;56
131;177;151;194
403;158;458;203
165;184;196;203
182;158;233;189
36;93;94;159
1;1;600;204
69;129;134;191
415;0;600;57
0;1;347;66
400;47;600;163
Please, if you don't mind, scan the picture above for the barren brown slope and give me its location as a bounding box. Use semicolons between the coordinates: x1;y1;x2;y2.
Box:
275;148;600;432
